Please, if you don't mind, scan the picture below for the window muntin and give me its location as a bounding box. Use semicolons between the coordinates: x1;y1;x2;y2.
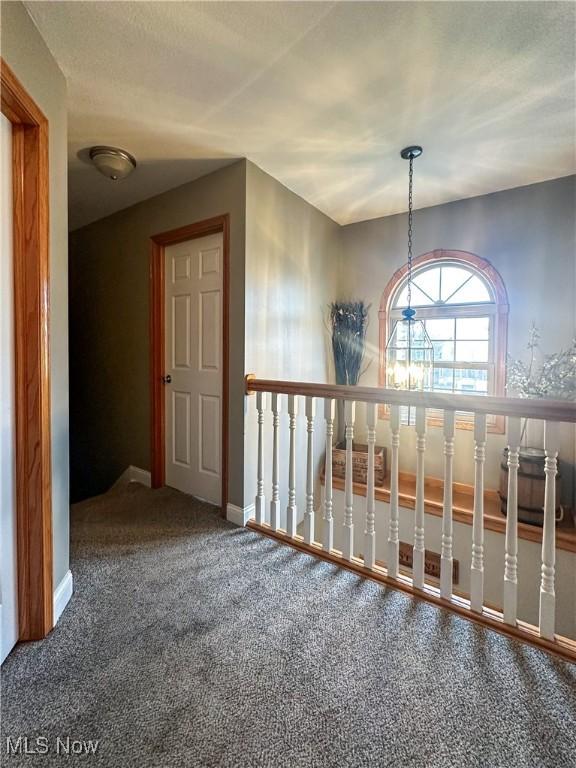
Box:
380;250;508;432
393;263;493;309
390;262;496;400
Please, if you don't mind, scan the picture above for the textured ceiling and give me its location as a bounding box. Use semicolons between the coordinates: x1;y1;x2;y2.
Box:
24;1;575;230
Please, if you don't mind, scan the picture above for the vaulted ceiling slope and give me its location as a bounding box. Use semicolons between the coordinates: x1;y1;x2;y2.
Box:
24;1;575;230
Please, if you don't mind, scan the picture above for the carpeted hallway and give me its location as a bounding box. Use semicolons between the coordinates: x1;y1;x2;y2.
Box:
1;481;575;767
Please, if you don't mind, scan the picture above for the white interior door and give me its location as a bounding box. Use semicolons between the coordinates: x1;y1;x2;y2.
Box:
165;233;223;505
0;112;18;664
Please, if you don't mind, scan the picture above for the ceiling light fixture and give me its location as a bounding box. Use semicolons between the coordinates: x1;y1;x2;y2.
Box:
385;145;434;391
89;146;136;181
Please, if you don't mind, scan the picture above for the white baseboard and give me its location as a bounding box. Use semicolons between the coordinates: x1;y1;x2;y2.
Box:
127;466;152;487
226;503;255;527
115;465;152;488
53;570;73;625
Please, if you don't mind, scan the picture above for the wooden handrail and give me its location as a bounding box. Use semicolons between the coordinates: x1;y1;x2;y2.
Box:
245;376;576;423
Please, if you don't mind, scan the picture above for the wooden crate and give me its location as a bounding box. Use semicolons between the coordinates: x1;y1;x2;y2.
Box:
332;442;386;487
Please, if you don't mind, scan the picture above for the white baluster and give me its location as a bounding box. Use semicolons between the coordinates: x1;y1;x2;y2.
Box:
387;405;400;578
255;392;266;525
364;403;377;570
342;401;356;560
323;399;335;552
286;395;298;538
440;410;455;599
539;421;559;640
503;417;521;625
270;393;281;531
413;407;426;589
470;413;487;613
303;397;315;544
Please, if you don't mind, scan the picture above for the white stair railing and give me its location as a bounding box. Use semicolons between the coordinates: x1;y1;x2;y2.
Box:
470;413;487;613
503;417;521;625
539;421;559;640
303;397;315;545
255;391;266;525
286;395;298;538
440;409;455;599
270;392;281;531
323;399;335;552
387;404;400;579
342;401;356;561
245;377;576;660
364;403;377;570
413;407;426;589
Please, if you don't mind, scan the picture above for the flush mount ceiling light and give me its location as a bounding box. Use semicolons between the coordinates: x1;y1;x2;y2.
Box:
89;146;136;181
385;145;434;392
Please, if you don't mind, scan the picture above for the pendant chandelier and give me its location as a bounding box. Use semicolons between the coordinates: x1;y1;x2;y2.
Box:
385;146;434;391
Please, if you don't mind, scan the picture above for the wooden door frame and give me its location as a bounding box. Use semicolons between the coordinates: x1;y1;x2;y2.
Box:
1;59;53;639
150;215;230;514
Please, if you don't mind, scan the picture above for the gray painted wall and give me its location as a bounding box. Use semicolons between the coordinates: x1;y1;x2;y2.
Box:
69;161;246;504
1;2;70;587
244;161;341;512
245;161;340;382
69;166;574;511
339;175;576;502
69;158;340;511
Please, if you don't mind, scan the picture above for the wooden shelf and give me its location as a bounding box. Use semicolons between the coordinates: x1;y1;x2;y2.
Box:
321;471;576;553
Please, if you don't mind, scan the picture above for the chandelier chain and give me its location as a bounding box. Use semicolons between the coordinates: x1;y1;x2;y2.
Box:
407;155;414;310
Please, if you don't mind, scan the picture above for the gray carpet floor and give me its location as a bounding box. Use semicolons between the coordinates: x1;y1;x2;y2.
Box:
1;481;575;768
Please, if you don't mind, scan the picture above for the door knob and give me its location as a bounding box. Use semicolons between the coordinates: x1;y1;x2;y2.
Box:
162;375;172;384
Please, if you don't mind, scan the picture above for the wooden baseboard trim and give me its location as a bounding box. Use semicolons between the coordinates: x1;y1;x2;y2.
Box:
247;521;576;664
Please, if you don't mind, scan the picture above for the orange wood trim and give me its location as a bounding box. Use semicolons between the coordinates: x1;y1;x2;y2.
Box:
244;376;576;423
1;58;53;639
378;250;509;433
150;241;165;488
151;216;229;246
378;556;502;613
321;472;576;554
378;249;509;316
247;522;576;663
0;59;47;125
150;214;230;514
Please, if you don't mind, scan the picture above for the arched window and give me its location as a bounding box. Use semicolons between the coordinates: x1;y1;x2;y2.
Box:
379;250;509;429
